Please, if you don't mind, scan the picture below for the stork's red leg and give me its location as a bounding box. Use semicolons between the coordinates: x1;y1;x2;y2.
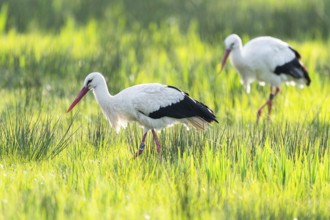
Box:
151;129;162;160
257;87;280;121
267;87;280;116
133;132;148;159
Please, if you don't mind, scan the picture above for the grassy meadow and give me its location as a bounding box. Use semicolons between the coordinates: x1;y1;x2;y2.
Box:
0;1;329;219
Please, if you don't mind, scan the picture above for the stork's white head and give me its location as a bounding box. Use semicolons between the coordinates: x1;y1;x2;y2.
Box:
224;34;242;51
83;72;107;90
67;72;106;113
220;34;242;73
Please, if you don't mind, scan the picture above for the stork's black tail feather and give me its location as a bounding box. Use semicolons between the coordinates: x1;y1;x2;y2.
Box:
290;47;311;86
193;99;218;123
300;61;311;86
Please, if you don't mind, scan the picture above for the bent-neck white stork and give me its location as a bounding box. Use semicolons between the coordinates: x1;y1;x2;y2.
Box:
220;34;311;120
67;72;218;159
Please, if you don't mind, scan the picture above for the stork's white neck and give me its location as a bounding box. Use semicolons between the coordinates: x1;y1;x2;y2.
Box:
92;81;113;109
230;42;244;66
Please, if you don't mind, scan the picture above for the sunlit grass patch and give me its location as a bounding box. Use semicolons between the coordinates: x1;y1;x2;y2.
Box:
0;101;77;161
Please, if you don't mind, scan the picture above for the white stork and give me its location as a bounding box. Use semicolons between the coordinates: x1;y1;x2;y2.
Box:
67;72;218;158
220;34;311;120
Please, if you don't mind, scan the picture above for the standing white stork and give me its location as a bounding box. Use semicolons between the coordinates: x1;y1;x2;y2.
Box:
220;34;311;120
67;72;218;159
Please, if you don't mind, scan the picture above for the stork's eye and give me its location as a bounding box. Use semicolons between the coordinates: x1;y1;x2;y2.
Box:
230;43;235;48
87;79;92;85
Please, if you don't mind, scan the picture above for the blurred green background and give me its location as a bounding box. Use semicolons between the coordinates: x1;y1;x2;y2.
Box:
1;0;329;91
2;0;329;39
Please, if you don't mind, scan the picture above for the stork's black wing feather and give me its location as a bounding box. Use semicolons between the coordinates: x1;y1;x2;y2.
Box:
148;86;218;123
274;47;311;86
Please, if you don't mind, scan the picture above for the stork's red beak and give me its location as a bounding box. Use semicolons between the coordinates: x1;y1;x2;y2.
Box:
219;49;231;73
67;86;90;113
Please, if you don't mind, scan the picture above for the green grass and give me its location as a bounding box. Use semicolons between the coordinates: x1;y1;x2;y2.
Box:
0;5;329;219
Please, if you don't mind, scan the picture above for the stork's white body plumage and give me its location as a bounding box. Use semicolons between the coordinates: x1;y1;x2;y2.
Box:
228;36;307;93
93;82;207;133
67;72;218;158
220;34;311;119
